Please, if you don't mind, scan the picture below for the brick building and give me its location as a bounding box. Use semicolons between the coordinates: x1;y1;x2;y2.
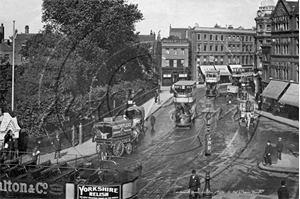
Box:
260;0;299;119
0;24;36;65
254;0;276;70
160;38;190;86
169;25;256;83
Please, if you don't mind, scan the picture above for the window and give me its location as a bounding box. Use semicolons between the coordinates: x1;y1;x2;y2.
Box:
233;35;235;40
297;65;299;82
233;56;236;63
209;45;213;51
165;60;170;67
197;44;201;52
237;57;240;64
197;33;201;40
166;48;169;54
267;25;271;31
215;45;218;51
220;56;224;64
259;24;263;31
4;54;9;61
246;36;248;42
296;17;299;30
181;60;185;66
181;48;185;54
174;48;177;55
221;45;224;51
204;34;207;40
215;35;218;41
203;56;207;65
232;45;235;51
215;57;218;64
204;44;207;51
228;35;231;40
173;60;177;67
296;39;299;55
221;35;224;41
210;34;213;41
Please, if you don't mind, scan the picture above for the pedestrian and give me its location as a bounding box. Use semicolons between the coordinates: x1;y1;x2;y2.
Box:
4;130;13;160
150;115;156;131
52;132;62;159
276;137;284;161
154;89;159;103
277;180;289;199
188;170;200;198
32;145;40;165
264;140;272;166
100;142;108;161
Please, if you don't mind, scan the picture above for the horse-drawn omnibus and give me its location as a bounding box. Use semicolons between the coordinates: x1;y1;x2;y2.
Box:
172;80;197;128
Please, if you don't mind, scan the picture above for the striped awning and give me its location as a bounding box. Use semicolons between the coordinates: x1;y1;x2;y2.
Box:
200;65;216;76
214;65;231;76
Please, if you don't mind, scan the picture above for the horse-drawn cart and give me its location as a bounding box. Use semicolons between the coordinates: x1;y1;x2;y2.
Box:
93;106;145;158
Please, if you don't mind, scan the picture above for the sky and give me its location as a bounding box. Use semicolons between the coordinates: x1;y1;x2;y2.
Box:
1;0;275;39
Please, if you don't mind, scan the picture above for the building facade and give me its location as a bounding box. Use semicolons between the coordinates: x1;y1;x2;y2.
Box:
254;0;276;70
0;24;35;65
170;25;256;82
160;38;190;86
261;0;299;87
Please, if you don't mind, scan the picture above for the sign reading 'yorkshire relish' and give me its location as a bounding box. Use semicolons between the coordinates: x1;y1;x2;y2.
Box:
78;184;120;199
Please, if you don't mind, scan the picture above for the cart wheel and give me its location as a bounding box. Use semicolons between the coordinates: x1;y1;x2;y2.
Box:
125;143;133;155
113;141;125;157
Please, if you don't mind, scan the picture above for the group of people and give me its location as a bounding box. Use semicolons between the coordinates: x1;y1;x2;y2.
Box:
264;137;284;166
188;169;290;199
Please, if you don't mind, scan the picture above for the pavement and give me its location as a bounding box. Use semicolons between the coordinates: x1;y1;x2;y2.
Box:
247;91;299;174
258;153;299;174
16;84;298;198
28;86;174;165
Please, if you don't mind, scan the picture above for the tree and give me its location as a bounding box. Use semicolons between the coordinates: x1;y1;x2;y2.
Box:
10;0;158;137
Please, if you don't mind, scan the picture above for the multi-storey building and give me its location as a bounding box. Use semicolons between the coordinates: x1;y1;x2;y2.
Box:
0;24;36;65
170;25;256;83
254;0;276;69
160;38;190;86
260;0;299;119
261;0;299;86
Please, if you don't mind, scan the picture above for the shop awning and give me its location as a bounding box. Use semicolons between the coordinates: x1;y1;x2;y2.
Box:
279;84;299;107
214;65;231;76
261;80;289;100
200;65;216;76
229;65;242;71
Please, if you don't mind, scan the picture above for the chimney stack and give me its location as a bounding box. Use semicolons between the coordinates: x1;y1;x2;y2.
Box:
25;25;29;34
0;24;4;42
228;25;233;29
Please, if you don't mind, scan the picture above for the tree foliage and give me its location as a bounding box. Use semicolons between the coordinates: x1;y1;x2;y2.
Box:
2;0;159;137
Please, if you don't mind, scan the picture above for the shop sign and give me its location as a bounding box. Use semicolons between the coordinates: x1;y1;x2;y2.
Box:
78;184;120;199
0;179;64;198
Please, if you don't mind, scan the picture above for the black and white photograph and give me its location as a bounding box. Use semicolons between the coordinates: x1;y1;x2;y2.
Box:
0;0;299;198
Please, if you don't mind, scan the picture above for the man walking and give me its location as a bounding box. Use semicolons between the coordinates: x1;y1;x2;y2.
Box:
150;116;156;131
277;180;289;199
264;140;272;166
276;137;284;160
188;170;200;198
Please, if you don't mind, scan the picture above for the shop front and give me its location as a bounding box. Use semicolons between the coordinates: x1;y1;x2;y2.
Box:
162;69;188;86
214;65;231;83
261;80;289;115
278;83;299;120
199;65;216;82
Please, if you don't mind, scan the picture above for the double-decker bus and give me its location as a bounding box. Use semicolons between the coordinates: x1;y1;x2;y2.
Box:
205;70;220;97
172;80;197;128
231;66;254;87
